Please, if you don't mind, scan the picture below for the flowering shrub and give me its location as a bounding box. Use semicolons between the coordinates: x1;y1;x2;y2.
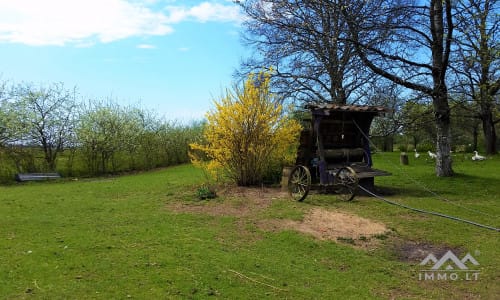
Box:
190;71;301;186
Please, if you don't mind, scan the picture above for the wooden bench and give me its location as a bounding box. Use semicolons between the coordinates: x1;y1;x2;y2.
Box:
15;173;61;182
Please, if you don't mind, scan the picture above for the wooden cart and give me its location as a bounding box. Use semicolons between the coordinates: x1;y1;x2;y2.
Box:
288;104;391;201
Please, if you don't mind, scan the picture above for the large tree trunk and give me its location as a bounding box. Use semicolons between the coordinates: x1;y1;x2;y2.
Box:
481;109;498;155
472;124;479;151
435;117;453;176
433;91;454;177
430;0;453;177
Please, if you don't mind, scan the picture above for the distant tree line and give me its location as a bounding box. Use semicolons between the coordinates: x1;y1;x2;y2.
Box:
0;81;203;183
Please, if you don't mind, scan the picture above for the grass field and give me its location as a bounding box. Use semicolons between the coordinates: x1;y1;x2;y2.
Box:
0;152;499;299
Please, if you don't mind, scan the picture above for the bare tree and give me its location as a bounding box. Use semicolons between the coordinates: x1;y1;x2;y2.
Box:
342;0;455;176
451;0;499;154
239;0;374;104
366;81;406;151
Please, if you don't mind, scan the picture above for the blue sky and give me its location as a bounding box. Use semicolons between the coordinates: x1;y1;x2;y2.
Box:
0;0;247;121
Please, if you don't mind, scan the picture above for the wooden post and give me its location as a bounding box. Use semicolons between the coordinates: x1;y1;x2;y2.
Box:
281;166;293;191
400;152;409;165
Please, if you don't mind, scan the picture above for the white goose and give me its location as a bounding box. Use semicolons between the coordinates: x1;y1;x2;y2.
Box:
428;151;437;159
414;149;420;158
472;151;486;161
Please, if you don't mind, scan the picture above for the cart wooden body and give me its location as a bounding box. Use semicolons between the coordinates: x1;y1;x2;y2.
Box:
288;104;391;201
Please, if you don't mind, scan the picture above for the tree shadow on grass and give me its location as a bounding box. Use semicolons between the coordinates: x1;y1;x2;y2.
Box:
375;171;499;199
372;185;431;198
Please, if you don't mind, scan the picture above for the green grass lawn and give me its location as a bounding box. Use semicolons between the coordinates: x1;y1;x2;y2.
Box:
0;153;499;299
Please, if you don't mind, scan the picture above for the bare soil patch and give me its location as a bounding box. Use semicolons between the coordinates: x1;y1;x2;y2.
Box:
391;240;464;263
167;186;288;217
258;208;389;248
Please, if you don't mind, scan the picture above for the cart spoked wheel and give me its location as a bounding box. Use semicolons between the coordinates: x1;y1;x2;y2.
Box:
288;165;311;202
335;166;358;201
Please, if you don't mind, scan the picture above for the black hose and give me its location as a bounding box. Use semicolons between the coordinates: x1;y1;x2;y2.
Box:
358;185;500;232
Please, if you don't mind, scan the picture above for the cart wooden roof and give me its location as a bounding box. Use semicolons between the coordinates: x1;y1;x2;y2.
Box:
305;103;390;115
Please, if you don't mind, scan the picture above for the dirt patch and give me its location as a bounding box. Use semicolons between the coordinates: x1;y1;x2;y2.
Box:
259;207;389;248
166;186;288;217
392;240;464;263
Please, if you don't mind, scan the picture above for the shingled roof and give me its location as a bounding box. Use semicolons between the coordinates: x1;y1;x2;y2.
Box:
305;103;390;113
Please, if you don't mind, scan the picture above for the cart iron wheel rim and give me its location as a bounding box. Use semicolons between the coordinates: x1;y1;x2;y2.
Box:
288;165;311;202
335;166;359;201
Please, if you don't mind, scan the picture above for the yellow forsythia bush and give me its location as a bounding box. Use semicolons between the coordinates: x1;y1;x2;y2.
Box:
190;71;302;186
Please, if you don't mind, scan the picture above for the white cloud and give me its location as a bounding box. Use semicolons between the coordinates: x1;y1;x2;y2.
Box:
137;44;157;49
0;0;243;47
164;2;244;24
0;0;172;46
